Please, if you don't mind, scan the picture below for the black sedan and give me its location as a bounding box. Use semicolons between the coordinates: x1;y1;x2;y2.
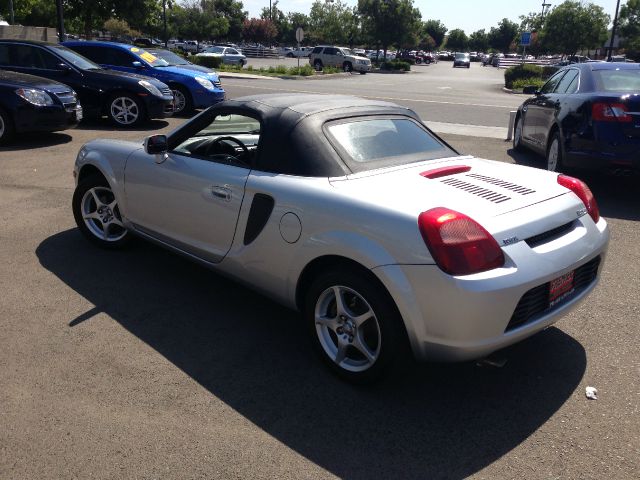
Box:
513;63;640;174
0;40;174;127
453;52;470;68
0;70;81;144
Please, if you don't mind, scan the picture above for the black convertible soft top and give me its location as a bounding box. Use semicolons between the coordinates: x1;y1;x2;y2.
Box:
170;93;454;177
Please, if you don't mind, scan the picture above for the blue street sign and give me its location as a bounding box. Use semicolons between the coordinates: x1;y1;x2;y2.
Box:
520;32;532;46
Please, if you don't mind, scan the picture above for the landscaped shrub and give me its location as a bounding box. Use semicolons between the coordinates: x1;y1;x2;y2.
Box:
380;60;411;71
275;65;287;74
504;63;543;88
511;77;546;90
191;56;222;69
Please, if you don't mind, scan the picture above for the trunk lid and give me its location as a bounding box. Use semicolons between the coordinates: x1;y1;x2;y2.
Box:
329;157;569;222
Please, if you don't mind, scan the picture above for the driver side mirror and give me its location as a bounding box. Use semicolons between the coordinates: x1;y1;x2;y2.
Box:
522;85;539;95
57;63;72;74
144;134;168;155
132;61;144;69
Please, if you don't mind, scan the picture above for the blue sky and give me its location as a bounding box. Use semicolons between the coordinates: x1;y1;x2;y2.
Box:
242;0;622;34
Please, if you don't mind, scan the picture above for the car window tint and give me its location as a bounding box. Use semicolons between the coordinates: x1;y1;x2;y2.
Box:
324;48;336;55
327;118;449;163
540;71;566;94
71;46;106;63
35;47;63;69
107;48;136;66
555;69;579;94
0;45;9;65
54;46;101;69
228;49;238;55
312;47;322;54
593;69;640;92
8;45;41;68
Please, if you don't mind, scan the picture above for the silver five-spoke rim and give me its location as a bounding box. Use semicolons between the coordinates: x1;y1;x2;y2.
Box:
514;119;522;147
81;186;127;242
172;89;186;113
110;96;139;125
315;285;381;372
547;137;559;171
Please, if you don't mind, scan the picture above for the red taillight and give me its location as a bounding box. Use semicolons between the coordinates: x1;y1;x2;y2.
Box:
592;102;632;122
557;175;600;223
418;207;505;276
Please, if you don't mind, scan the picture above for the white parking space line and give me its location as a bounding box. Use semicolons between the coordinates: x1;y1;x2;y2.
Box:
425;121;507;139
221;81;517;109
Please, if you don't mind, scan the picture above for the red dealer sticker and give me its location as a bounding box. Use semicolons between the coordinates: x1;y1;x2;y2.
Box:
549;271;575;306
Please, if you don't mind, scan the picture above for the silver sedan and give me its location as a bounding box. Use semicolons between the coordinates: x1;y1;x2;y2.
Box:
196;46;247;66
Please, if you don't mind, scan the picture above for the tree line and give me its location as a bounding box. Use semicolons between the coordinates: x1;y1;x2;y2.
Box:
1;0;638;59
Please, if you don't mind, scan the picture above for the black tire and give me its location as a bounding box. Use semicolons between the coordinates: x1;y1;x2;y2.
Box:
72;173;130;249
107;93;145;127
513;116;525;152
343;62;353;73
546;130;565;172
359;71;367;75
286;52;294;58
171;85;194;116
0;107;15;145
314;60;323;71
305;268;407;383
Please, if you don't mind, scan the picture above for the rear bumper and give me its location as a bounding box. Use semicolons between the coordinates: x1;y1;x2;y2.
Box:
565;146;640;173
373;214;609;362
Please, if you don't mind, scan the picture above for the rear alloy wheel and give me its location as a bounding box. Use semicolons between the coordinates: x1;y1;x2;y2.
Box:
314;60;323;71
108;94;144;127
72;174;130;249
546;131;564;172
305;269;405;383
513;116;525;151
343;62;353;73
171;85;193;115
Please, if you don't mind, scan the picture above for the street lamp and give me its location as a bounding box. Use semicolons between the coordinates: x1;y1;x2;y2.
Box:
541;2;551;21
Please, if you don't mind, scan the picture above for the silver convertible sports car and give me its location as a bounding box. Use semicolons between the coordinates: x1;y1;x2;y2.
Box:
72;94;609;382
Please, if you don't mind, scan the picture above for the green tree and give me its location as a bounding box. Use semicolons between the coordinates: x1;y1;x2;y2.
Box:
103;18;137;38
619;0;640;60
1;0;56;27
170;1;229;42
468;29;489;52
423;19;447;48
308;0;358;45
66;0;116;38
419;33;436;51
488;18;519;53
446;28;468;51
541;1;609;56
358;0;422;57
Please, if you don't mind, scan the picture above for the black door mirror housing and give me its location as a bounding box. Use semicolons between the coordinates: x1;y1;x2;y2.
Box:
57;63;72;74
522;85;539;95
144;134;168;155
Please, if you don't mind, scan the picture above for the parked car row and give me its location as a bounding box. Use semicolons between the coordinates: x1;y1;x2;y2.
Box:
0;39;226;142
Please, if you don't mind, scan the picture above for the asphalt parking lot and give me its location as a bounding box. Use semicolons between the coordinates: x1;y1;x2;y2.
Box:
1;63;638;479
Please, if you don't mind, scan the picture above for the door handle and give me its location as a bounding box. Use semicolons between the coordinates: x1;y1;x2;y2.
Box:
211;186;231;201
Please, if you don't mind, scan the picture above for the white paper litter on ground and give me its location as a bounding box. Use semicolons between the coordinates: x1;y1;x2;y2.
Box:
585;386;598;400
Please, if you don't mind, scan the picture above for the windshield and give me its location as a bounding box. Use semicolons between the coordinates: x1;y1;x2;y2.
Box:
339;48;354;56
51;46;100;70
455;53;469;59
593;69;640;92
196;114;261;136
128;46;169;67
326;118;454;168
147;49;190;66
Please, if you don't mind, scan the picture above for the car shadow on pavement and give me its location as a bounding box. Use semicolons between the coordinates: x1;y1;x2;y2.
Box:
75;119;170;132
37;229;587;479
507;148;640;222
0;132;72;151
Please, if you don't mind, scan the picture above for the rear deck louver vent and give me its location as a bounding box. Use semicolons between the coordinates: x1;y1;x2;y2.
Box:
439;178;511;203
465;174;536;195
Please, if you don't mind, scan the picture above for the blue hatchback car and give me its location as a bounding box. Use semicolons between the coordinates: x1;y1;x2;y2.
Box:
63;41;225;114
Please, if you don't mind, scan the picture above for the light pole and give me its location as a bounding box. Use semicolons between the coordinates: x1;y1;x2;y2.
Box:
541;2;551;22
607;0;621;61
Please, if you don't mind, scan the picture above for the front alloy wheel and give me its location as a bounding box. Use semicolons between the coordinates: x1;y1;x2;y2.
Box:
72;174;130;249
108;94;142;126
